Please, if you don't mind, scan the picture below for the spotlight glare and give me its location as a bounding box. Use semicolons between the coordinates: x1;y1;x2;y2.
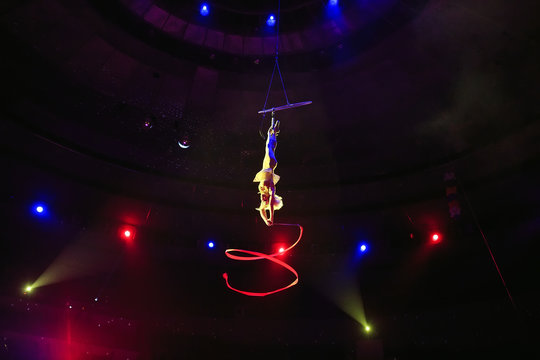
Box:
266;14;276;27
279;247;285;253
208;241;215;249
431;233;441;243
326;0;340;17
33;203;46;215
358;242;368;254
200;3;209;16
365;325;371;332
119;226;136;242
24;285;33;293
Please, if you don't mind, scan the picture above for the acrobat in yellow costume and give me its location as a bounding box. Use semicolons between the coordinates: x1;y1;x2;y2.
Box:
253;120;283;226
223;117;304;297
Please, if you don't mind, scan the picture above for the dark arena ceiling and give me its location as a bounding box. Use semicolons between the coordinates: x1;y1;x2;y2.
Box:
1;0;540;359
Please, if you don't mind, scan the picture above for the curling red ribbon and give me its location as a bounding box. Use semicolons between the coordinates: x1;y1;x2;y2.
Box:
223;223;303;296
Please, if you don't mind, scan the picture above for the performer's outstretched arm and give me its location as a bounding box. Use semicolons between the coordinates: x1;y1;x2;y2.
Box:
268;186;275;225
258;186;274;226
259;207;270;226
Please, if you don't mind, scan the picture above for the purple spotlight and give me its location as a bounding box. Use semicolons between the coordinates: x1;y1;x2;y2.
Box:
266;14;276;27
200;3;209;16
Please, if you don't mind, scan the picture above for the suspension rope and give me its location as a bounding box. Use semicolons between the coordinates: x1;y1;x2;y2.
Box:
260;0;289;138
276;0;281;54
260;61;278;139
276;59;289;105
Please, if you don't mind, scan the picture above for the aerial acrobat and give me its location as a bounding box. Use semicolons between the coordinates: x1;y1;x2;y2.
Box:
251;102;311;226
222;0;311;296
222;105;310;297
253;118;282;226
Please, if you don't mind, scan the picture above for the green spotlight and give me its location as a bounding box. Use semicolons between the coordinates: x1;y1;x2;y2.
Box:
365;325;371;333
24;285;33;293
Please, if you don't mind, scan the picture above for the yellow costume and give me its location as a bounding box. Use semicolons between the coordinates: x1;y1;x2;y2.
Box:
254;122;282;226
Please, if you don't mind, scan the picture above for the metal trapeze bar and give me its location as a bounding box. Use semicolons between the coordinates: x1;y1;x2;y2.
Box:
258;101;312;114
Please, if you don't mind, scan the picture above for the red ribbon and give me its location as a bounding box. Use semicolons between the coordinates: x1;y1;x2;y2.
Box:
223;223;303;296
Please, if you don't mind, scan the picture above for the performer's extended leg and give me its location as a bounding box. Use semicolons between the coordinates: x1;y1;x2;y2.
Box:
264;122;278;170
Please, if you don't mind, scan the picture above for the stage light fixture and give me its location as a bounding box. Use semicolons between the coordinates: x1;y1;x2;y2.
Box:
357;242;368;254
266;14;276;27
33;203;46;215
200;3;209;16
325;0;341;17
279;247;285;253
207;241;215;249
119;225;136;242
24;285;33;294
365;325;371;333
143;119;153;129
178;137;191;149
431;233;441;243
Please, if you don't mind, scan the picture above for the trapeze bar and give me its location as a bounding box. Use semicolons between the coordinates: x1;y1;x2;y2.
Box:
258;101;312;114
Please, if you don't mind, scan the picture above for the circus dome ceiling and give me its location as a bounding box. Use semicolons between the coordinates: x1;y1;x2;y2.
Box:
2;0;538;215
100;0;431;71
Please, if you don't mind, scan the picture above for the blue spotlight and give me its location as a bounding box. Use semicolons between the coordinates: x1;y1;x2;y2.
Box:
325;0;341;17
200;3;209;16
33;203;46;215
266;14;276;27
207;241;215;249
358;242;368;254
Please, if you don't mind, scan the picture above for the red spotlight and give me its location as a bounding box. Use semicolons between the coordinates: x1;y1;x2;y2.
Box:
431;233;441;243
119;225;136;242
274;242;287;255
